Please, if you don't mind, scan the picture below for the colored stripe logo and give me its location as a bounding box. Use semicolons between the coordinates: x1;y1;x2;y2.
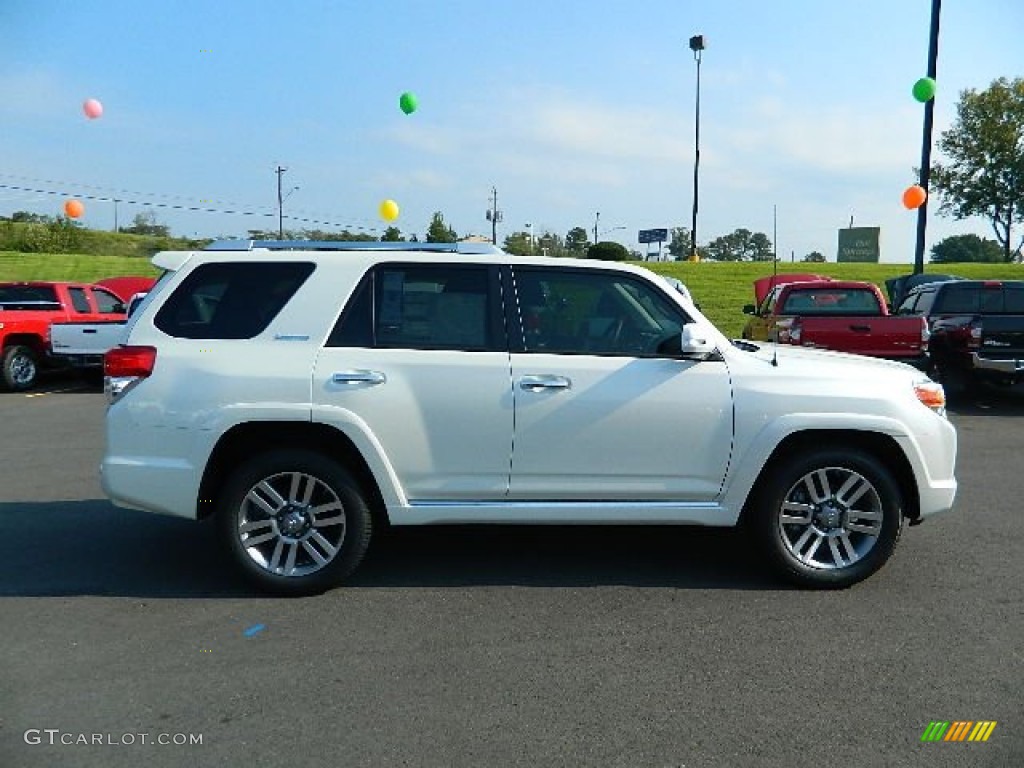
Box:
921;721;997;742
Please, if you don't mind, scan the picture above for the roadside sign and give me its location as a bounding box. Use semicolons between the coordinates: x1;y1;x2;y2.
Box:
639;228;668;244
837;227;880;263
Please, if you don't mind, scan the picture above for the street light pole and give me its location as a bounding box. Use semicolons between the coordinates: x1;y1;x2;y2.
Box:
525;222;534;255
689;34;706;263
913;0;942;275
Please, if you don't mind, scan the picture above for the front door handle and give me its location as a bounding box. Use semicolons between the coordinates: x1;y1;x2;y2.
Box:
518;374;572;391
849;324;871;332
332;370;386;385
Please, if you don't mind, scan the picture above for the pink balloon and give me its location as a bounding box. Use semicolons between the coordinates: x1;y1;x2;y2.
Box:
83;98;103;119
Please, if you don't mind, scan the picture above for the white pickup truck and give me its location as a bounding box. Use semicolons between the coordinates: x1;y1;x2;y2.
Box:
49;292;147;371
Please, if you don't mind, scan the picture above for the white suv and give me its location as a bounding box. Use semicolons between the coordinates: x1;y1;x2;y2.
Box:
101;241;957;595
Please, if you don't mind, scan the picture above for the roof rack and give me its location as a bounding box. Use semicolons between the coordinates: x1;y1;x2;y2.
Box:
204;240;504;255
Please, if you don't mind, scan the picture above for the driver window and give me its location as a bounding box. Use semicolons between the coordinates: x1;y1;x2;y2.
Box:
512;268;687;357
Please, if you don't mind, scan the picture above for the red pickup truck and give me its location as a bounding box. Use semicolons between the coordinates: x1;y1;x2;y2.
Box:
742;279;929;367
0;281;132;390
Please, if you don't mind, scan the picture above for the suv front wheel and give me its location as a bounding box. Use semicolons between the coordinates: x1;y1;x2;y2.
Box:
751;448;904;589
217;450;373;596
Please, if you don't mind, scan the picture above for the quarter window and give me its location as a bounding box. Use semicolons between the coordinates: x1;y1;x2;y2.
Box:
154;262;315;339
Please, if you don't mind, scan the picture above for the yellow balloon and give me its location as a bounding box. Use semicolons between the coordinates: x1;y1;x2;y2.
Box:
379;199;399;221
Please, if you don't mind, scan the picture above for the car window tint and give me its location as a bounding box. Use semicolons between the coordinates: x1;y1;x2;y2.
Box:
934;284;982;314
1004;283;1024;313
373;265;492;351
513;268;687;357
92;288;124;314
781;288;880;315
154;261;315;339
67;287;92;313
326;274;373;347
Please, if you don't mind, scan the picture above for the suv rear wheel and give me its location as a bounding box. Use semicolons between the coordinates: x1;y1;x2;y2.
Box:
216;450;373;596
752;448;903;589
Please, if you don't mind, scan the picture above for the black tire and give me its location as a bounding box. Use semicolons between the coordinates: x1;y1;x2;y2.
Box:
751;448;904;589
2;345;39;391
216;449;373;596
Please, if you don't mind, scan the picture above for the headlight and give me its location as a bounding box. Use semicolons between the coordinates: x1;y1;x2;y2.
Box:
914;380;946;417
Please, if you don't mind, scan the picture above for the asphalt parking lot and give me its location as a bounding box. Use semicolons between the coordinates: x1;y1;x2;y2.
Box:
1;381;1022;768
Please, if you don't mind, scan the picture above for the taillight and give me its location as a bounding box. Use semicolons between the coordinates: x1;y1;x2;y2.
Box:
920;319;930;352
785;318;802;344
104;345;156;404
105;345;157;377
967;319;982;350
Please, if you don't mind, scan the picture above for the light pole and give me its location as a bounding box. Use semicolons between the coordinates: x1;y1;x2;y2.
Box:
689;34;706;263
525;222;534;255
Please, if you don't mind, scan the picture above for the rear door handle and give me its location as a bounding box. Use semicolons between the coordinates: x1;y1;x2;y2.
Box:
849;324;871;332
332;370;386;385
519;374;572;391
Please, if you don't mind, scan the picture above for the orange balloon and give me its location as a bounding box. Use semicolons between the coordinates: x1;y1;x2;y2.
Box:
64;199;85;218
902;185;927;210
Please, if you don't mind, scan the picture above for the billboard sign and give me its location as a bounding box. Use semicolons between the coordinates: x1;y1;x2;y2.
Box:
837;227;881;263
638;228;668;244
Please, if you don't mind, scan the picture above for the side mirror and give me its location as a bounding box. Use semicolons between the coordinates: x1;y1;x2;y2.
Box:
742;304;756;315
112;302;127;314
680;323;716;360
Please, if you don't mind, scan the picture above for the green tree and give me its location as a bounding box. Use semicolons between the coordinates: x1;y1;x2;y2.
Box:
587;241;629;261
380;226;404;242
536;231;565;257
564;226;590;255
666;226;692;260
121;210;169;237
802;251;826;263
503;231;532;256
426;211;457;243
930;233;1003;263
931;77;1024;262
703;228;774;261
10;211;52;224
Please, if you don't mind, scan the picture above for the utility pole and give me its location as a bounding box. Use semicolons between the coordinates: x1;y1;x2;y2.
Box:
485;186;502;244
275;165;288;239
113;199;119;233
593;212;600;245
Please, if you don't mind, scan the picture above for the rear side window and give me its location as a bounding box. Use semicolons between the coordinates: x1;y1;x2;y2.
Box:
155;261;315;339
327;264;499;351
67;287;92;313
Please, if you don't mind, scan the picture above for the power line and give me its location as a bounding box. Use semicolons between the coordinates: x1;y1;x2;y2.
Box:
0;182;381;233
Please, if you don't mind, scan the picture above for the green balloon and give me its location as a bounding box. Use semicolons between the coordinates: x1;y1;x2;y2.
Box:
912;77;936;103
399;92;418;115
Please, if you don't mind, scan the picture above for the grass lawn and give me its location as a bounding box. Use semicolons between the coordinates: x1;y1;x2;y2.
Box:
2;250;1019;340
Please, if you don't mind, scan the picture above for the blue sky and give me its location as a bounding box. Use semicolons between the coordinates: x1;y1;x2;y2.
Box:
1;0;1021;262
